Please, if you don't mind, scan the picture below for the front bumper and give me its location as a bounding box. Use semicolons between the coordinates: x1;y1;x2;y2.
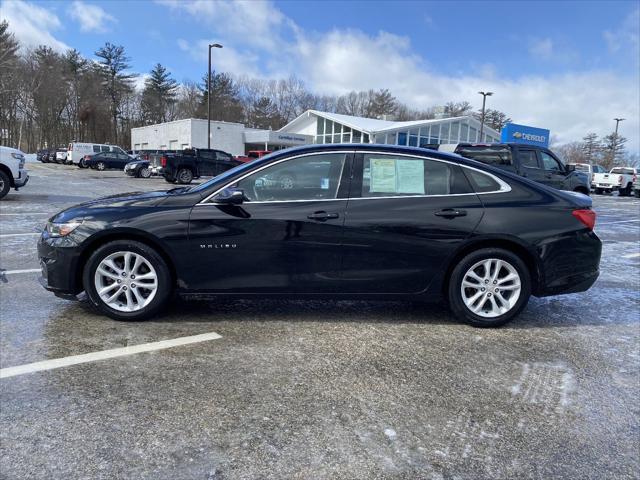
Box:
37;234;84;296
14;169;29;188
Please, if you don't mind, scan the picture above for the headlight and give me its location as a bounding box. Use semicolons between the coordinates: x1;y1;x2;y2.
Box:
11;152;24;160
46;220;83;237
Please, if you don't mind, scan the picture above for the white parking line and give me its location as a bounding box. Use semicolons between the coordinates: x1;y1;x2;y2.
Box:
0;233;40;238
0;212;49;216
623;253;640;259
0;331;223;379
2;268;41;274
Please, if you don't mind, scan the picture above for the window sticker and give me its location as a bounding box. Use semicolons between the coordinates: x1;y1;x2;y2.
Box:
370;158;397;192
321;178;330;189
396;160;425;194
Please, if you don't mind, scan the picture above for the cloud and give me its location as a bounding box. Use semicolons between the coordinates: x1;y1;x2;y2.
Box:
529;38;554;60
603;8;639;62
159;1;639;152
68;1;117;33
0;0;69;52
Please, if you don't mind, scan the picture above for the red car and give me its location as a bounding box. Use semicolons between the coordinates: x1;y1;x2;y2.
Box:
234;150;271;163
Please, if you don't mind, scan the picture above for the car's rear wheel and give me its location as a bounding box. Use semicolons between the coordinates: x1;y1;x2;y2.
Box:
83;240;171;321
0;171;10;200
618;184;631;196
448;248;531;327
177;168;194;184
139;167;151;178
79;158;88;168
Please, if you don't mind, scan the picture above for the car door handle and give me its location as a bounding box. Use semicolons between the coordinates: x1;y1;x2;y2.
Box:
307;211;339;221
434;209;467;218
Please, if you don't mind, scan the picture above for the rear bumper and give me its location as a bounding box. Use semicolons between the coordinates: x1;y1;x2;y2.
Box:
535;230;601;297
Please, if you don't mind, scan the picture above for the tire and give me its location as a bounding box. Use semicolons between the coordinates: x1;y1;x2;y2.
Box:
96;162;106;171
619;184;631;197
79;158;88;168
448;248;531;328
0;171;11;200
139;167;151;178
83;240;172;321
176;168;194;184
635;189;640;198
594;188;603;195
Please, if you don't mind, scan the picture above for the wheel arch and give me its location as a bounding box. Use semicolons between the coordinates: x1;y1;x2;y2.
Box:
441;236;542;297
75;229;177;293
573;186;589;195
0;164;15;187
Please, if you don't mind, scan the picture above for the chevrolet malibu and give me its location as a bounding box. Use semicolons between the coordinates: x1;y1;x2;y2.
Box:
38;144;601;327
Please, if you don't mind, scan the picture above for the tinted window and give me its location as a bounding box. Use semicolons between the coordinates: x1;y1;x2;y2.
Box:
101;145;110;152
541;152;562;171
216;151;232;161
199;151;215;160
519;150;539;168
360;154;471;197
611;168;635;174
237;153;346;202
573;164;590;172
455;146;512;166
464;169;502;193
93;145;100;153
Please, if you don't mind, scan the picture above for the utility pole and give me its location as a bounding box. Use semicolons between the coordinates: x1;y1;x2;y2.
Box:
207;43;223;149
478;91;493;141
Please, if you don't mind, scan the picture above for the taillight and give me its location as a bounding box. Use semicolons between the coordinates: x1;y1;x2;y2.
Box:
161;156;167;167
619;175;624;184
572;209;596;230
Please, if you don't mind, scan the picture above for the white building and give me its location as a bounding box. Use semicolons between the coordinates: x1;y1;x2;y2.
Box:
278;110;501;146
130;118;312;156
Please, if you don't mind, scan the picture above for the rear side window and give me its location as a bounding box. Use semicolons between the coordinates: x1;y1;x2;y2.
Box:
216;152;232;161
455;146;512;166
360;154;472;197
101;145;110;152
93;145;100;153
464;168;502;193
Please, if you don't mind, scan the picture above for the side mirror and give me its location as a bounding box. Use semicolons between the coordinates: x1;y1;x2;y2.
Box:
565;164;575;173
215;187;245;205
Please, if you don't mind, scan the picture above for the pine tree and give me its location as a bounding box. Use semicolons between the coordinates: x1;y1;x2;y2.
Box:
581;133;602;164
199;71;244;123
602;132;627;169
141;63;178;124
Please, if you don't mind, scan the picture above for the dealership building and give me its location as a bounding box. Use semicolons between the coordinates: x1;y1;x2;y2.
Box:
131;110;501;154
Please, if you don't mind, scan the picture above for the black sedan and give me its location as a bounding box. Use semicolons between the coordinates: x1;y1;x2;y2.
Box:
38;144;601;327
85;151;135;171
124;160;153;178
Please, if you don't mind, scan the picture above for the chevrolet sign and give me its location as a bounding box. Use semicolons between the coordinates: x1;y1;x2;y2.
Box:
501;123;550;147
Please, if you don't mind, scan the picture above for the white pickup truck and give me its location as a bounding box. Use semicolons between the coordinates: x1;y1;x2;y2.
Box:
0;146;29;200
592;167;638;196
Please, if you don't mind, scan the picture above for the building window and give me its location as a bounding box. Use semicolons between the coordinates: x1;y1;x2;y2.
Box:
408;129;419;147
352;130;362;143
363;133;370;143
317;118;325;135
461;123;469;142
386;132;396;144
419;137;431;148
469;127;477;142
397;131;408;145
431;124;441;143
450;122;459;142
326;120;333;136
440;123;450;144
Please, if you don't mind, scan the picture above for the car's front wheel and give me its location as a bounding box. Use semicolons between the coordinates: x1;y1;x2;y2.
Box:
96;162;106;171
448;248;531;327
0;171;10;200
83;240;172;320
139;167;152;178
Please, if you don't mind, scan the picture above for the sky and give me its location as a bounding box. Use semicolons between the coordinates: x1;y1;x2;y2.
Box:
1;0;639;151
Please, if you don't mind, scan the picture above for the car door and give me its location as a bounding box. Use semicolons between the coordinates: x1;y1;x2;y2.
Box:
516;147;546;185
539;150;567;189
186;150;353;293
339;152;485;294
214;151;236;176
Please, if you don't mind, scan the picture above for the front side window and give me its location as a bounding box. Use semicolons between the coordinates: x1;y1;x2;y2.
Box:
540;152;562;171
360;154;472;197
519;150;539;168
236;153;347;202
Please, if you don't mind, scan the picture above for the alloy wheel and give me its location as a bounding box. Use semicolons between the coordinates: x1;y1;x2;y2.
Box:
94;251;158;312
97;162;105;171
460;258;521;318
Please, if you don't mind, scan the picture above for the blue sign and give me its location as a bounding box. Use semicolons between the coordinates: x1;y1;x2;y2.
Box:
501;123;550;147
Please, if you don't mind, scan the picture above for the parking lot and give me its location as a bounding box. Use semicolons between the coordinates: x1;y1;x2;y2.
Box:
1;162;639;479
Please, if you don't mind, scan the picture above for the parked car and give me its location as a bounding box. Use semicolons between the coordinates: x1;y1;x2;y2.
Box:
85;151;136;171
0;146;29;199
38;144;601;327
633;175;640;198
592;167;638;196
124;160;153;178
47;150;58;163
36;149;51;163
55;147;69;164
162;148;242;184
67;142;129;167
234;150;272;163
567;162;607;188
445;143;590;195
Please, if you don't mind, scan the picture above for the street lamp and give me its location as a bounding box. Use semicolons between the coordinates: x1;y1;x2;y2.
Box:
478;91;493;141
613;117;625;136
207;43;223;149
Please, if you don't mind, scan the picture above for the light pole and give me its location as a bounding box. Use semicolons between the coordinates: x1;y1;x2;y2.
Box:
207;43;223;149
613;117;625;137
478;91;493;141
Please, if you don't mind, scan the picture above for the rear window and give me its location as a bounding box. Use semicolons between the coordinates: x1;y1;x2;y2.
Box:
455;146;512;166
611;168;635;174
573;164;590;172
463;168;502;193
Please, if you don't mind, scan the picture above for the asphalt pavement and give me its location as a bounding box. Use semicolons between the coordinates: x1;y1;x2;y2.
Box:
1;162;639;479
